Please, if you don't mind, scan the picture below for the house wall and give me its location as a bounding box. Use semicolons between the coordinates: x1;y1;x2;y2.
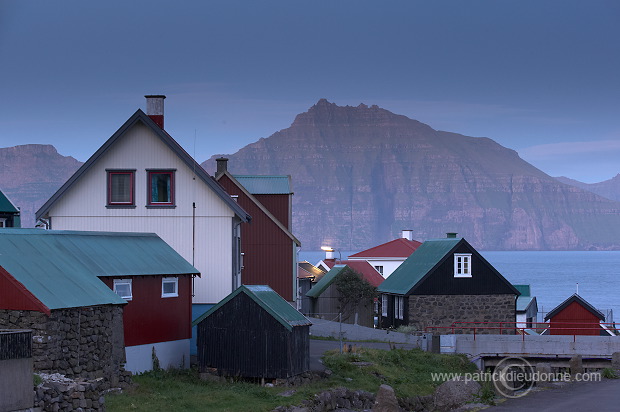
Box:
125;339;190;374
0;306;126;382
407;294;516;334
46;122;235;304
310;283;374;328
0;267;48;312
197;292;309;378
99;275;192;346
219;175;296;301
253;194;291;229
549;302;601;336
357;258;405;278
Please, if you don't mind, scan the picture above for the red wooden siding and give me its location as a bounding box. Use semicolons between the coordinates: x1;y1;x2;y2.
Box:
549;301;601;336
219;176;294;301
254;194;291;230
0;266;50;314
100;275;192;346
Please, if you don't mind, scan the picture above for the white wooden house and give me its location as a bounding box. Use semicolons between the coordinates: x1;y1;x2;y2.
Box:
36;96;251;310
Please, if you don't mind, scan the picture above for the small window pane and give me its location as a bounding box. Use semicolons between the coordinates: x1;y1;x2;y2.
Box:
162;277;178;297
110;173;132;204
113;279;132;300
150;173;171;203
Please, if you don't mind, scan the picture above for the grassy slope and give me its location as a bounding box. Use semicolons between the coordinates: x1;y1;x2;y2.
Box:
105;348;476;412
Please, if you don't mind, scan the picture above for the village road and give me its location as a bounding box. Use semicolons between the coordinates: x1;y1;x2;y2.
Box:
486;378;620;411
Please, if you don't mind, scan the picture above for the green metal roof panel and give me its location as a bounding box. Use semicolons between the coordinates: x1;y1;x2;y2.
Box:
378;238;461;295
233;175;291;194
514;284;530;297
0;229;199;310
192;285;311;331
0;190;19;213
306;265;346;298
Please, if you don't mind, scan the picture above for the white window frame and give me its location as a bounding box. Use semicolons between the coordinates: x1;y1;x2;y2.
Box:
374;265;384;276
454;253;472;277
161;277;179;298
113;279;133;300
396;296;404;320
381;295;388;317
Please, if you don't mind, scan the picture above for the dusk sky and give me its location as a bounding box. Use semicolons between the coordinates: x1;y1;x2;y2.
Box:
1;1;618;183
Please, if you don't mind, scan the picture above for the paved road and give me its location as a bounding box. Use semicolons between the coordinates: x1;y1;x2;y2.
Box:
486;379;620;411
308;317;420;344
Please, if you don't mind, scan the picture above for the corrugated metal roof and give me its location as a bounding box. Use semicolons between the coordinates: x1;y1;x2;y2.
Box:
0;189;19;213
0;229;199;310
193;285;311;331
306;265;347;298
378;238;461;295
514;284;530;297
349;238;422;259
233;175;292;194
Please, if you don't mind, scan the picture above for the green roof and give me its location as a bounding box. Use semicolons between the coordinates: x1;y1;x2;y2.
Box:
306;265;347;298
0;229;199;311
514;285;530;297
517;296;536;312
378;238;461;295
193;285;311;331
233;175;291;194
0;189;19;213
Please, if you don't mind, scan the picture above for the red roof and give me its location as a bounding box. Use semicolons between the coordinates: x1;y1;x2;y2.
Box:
322;260;384;287
349;238;422;259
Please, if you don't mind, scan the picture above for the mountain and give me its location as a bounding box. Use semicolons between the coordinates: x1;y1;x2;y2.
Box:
203;99;620;251
556;175;620;202
0;144;82;227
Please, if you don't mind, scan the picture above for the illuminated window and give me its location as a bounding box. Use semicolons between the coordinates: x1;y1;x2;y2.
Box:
162;277;178;298
454;254;472;277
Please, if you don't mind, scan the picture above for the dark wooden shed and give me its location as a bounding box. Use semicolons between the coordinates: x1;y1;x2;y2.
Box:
193;285;312;379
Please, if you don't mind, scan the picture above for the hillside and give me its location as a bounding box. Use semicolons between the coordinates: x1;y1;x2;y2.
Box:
0;145;82;227
203;99;620;251
556;175;620;202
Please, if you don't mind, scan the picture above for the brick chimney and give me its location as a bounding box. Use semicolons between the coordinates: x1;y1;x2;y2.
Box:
216;157;229;177
401;230;413;241
145;95;166;129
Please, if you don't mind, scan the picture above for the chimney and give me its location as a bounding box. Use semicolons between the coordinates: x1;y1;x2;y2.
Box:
401;230;413;241
216;157;229;177
325;250;335;260
446;232;458;239
145;95;166;129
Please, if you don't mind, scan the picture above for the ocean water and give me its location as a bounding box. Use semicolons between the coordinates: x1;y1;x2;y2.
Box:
299;250;620;323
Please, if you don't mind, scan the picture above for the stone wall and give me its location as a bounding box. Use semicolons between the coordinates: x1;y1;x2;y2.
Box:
0;305;128;384
407;294;516;334
34;373;107;412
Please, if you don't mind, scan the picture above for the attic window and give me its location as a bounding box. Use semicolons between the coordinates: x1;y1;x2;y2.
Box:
374;265;384;276
107;171;135;205
162;277;178;298
113;279;133;300
454;254;472;277
147;170;175;206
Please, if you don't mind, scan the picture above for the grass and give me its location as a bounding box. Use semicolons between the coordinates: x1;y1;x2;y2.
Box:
105;349;477;411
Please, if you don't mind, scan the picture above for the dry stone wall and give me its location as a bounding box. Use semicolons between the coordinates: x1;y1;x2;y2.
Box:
407;294;515;334
0;305;127;385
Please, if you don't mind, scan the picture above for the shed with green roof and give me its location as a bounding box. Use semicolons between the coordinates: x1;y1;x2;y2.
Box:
0;188;20;228
378;234;520;332
193;285;312;379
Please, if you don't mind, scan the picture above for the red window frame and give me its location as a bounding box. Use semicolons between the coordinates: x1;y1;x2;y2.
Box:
147;170;175;206
107;171;135;205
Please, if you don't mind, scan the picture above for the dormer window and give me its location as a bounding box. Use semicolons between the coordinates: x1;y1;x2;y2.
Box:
454;254;472;277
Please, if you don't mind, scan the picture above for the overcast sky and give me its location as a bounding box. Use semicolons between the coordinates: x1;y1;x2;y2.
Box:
1;1;618;183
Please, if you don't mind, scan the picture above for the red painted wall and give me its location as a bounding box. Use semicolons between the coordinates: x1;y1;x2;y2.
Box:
100;275;192;346
219;176;295;301
0;267;49;314
254;194;290;230
549;301;601;336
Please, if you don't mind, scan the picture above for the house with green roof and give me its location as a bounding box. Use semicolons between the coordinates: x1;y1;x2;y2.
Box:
0;188;20;228
0;229;199;376
193;285;312;379
378;233;520;332
515;284;538;329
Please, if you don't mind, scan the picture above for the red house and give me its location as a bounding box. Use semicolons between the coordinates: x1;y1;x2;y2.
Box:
215;158;301;301
0;229;199;374
544;294;607;336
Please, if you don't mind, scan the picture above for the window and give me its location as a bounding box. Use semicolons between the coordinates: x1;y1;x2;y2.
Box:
454;254;472;277
396;296;405;320
381;295;388;317
148;170;174;205
107;170;134;205
374;265;384;276
113;279;132;300
162;277;178;298
0;218;5;228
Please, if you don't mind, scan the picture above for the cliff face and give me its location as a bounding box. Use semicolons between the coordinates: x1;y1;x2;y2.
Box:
557;174;620;202
0;145;82;227
204;99;620;251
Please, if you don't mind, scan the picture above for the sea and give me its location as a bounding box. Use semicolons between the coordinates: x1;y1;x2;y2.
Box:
299;250;620;323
